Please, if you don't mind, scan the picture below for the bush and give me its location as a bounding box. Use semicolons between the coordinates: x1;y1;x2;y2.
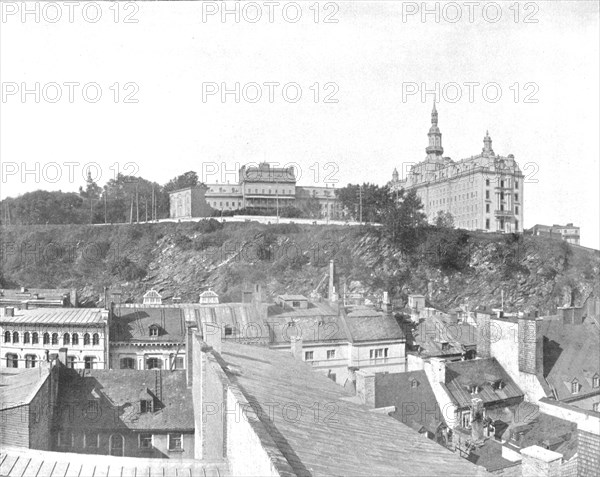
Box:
109;257;147;281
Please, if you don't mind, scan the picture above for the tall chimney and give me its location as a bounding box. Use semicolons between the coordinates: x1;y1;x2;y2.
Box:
383;291;392;314
429;357;446;384
355;370;376;407
329;260;338;302
470;397;485;443
518;315;543;375
477;312;491;358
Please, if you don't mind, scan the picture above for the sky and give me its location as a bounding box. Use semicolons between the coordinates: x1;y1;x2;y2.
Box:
1;1;598;248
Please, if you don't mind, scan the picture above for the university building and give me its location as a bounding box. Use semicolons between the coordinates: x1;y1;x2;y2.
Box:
390;104;524;233
169;162;342;219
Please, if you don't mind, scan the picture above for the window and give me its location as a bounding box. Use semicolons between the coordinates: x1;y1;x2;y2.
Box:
109;434;124;456
51;333;58;345
224;325;233;336
57;431;72;447
593;403;599;412
515;206;519;214
120;357;135;369
83;333;90;346
168;433;183;451
486;204;490;213
84;433;99;448
486;179;490;186
515;180;519;188
292;301;301;308
149;326;159;337
485;190;490;200
146;358;162;369
139;433;153;449
66;356;76;368
23;332;30;344
326;350;336;360
92;333;99;345
571;379;580;394
515;193;519;202
6;353;18;368
593;374;599;388
304;351;314;361
12;332;19;343
140;399;153;413
3;331;10;343
72;333;79;345
42;332;50;345
486;219;490;230
461;411;471;429
63;333;70;345
172;357;184;369
370;348;389;359
441;342;450;351
84;356;95;369
25;355;37;368
500;192;504;200
410;379;418;389
500;180;505;188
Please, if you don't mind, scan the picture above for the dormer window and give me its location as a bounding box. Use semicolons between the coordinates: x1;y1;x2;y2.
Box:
571;379;580;394
149;325;159;337
139;388;154;413
593;374;599;389
410;379;418;389
441;342;450;351
492;380;505;390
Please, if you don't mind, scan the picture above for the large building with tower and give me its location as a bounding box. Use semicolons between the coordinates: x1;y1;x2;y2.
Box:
389;104;524;233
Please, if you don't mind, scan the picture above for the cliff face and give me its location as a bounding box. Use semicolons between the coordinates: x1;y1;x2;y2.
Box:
1;221;598;315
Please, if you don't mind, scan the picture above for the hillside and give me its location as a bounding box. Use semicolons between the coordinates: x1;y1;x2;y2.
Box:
1;221;599;315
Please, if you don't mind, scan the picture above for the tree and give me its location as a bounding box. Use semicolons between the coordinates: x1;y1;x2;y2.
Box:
383;188;427;253
79;172;102;223
335;183;395;223
434;211;455;228
163;171;200;193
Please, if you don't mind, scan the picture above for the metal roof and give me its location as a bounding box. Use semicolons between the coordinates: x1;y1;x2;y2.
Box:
0;308;106;326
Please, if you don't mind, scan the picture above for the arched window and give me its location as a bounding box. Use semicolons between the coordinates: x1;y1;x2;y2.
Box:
12;332;19;343
6;353;18;368
4;331;11;343
51;333;59;345
92;333;99;346
83;333;90;346
63;333;70;345
109;434;124;456
32;332;39;344
43;333;50;345
72;333;79;345
23;332;30;344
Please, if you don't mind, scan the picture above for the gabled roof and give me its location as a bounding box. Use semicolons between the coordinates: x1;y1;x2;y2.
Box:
54;368;193;431
541;317;600;401
444;358;524;408
408;313;477;356
0;367;52;410
342;310;405;342
0;308;105;326
143;289;162;298
219;341;487;476
111;306;186;343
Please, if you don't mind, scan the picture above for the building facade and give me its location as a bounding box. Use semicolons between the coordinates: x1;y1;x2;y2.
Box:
390;104;524;233
530;223;581;245
0;307;109;370
170;162;342;219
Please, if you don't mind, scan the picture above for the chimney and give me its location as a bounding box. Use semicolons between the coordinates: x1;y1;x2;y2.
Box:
518;315;543;375
5;307;14;317
429;357;446;384
470;397;485;443
520;445;563;477
70;289;78;307
202;322;222;354
253;284;262;304
383;291;392;314
355;370;376;407
58;347;68;366
477;312;491;358
290;336;303;360
329;260;338;302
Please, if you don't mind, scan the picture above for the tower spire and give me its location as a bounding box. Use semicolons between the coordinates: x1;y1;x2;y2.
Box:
483;130;494;156
426;101;444;159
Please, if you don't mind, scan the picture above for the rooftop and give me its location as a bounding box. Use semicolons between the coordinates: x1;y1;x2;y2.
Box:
0;367;51;410
444;358;524;408
111;306;187;343
54;368;193;431
0;308;106;326
219;341;488;476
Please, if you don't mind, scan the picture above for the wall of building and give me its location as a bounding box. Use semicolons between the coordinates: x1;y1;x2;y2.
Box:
0;405;30;448
406;353;425;371
423;359;459;428
0;324;106;370
110;343;186;370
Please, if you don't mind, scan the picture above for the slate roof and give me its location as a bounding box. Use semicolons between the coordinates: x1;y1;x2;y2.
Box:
444;358;524;409
54;368;193;432
541;317;600;401
0;367;51;410
266;315;348;344
219;341;487;476
374;371;444;432
342;310;405;342
187;303;265;336
111;306;186;343
0;447;225;477
408;313;477;356
0;308;105;326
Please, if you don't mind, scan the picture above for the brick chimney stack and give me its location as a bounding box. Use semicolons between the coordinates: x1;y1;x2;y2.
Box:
470;397;485;444
356;370;376;407
518;314;543;375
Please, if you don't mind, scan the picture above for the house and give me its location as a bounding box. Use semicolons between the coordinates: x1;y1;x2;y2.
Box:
199;289;219;305
109;305;189;370
52;361;194;459
0;360;59;451
0;307;109;370
142;289;163;306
